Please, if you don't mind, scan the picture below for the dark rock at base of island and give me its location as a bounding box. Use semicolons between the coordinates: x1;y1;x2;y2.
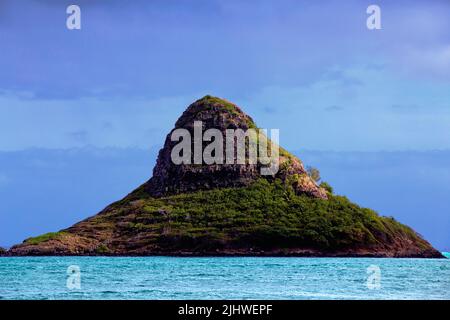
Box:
7;96;444;258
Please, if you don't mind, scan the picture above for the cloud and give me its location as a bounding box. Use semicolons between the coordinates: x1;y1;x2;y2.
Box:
401;46;450;81
324;105;344;112
391;104;422;113
67;130;89;143
377;1;450;83
322;69;364;88
236;63;450;151
0;92;196;151
1;1;450;152
102;121;115;131
5;0;450;100
262;106;278;114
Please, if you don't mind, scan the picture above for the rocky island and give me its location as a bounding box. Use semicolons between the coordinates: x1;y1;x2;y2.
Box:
5;96;443;257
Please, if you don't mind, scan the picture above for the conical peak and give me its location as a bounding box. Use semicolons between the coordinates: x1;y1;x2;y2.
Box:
145;96;327;199
175;95;257;130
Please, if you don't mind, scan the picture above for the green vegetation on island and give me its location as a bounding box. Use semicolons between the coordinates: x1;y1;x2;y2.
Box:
109;178;429;253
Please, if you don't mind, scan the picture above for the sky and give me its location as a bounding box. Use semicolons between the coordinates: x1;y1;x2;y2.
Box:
0;0;449;249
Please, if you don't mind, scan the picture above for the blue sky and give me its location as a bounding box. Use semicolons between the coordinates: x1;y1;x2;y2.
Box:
0;0;449;249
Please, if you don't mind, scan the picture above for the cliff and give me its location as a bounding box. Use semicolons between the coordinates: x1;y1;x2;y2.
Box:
145;95;326;199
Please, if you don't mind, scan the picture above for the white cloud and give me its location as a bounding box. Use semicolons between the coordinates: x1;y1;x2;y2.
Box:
238;64;450;151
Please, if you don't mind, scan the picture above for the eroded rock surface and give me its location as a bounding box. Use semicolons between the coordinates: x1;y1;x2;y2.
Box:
145;96;327;199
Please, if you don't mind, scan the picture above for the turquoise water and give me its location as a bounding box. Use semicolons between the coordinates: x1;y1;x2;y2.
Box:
0;257;449;300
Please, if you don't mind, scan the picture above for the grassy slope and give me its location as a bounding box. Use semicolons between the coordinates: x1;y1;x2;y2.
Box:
139;180;424;248
30;178;428;256
14;178;438;256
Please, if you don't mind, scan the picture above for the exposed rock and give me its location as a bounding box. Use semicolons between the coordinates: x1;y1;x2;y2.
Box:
145;95;327;199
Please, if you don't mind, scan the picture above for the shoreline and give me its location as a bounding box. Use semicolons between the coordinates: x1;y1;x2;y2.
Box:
1;251;446;259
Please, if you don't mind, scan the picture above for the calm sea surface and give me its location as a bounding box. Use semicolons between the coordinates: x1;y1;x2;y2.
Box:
0;256;449;300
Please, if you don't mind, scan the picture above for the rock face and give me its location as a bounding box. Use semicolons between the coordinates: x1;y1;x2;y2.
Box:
145;95;327;199
7;96;443;258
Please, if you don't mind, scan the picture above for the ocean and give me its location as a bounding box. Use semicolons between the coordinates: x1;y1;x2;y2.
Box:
0;256;449;300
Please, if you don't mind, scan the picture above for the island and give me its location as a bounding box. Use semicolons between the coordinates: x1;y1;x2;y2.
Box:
5;96;443;258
